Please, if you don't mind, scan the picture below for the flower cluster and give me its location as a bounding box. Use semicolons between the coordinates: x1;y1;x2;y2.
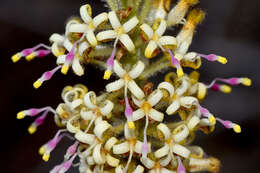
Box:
13;0;251;173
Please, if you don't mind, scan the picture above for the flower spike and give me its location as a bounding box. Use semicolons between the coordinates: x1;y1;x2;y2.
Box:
216;118;241;133
28;110;48;134
11;43;51;63
197;53;228;64
168;49;184;78
33;66;61;89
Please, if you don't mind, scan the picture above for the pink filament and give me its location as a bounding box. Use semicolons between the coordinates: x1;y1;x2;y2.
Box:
42;66;62;81
177;156;186;173
197;53;218;62
106;46;116;70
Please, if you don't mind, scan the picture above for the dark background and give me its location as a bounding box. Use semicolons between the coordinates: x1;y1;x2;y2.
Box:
1;0;259;172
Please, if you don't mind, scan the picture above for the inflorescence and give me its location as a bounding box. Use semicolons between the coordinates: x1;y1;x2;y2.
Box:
12;0;251;173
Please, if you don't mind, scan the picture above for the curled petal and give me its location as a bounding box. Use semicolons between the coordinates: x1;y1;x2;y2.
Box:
149;108;164;122
173;124;189;143
106;153;120;167
84;91;97;109
56;55;66;65
119;34;135;52
128;61;145;79
155;144;170;158
75;131;95;144
197;83;207;100
104;137;118;151
93;12;108;28
131;96;145;107
159;154;172;167
113;60;127;77
69;24;88;33
176;78;189;96
108;11;121;29
100;100;114;115
78;41;90;56
172;144;191;158
80;4;92;23
140;157;155;169
87;156;95;165
86;30;97;47
159;36;177;49
113;142;130;154
155;20;167;36
127;80;145;99
93;144;106;164
187;116;200;130
63;38;73;51
157;123;171;140
166;100;180;115
96;30;117;41
106;79;125;92
148;89;163;107
158;82;175;98
133;165;144;173
179;96;197;108
93;120;111;140
123;16;139;33
161;168;176;173
145;40;158;58
49;33;65;44
80;110;95;120
132;109;145;121
72;58;84;76
140;23;154;40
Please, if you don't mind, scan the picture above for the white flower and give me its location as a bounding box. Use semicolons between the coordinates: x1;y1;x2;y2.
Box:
68;4;108;48
113;123;151;173
56;38;86;76
140;20;177;58
81;91;114;132
49;33;66;57
106;60;145;99
97;11;139;52
154;123;191;166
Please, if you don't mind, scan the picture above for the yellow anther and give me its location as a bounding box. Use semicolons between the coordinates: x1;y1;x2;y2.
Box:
11;53;21;63
61;65;69;75
177;68;184;78
17;111;25;119
241;78;252;86
42;153;50;162
25;53;36;61
208;115;216;125
104;70;112;80
39;146;45;155
128;122;135;130
233;124;241;133
33;80;42;89
28;125;37;134
217;56;227;64
220;85;232;93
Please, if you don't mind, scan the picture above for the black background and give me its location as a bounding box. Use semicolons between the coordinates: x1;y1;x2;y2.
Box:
0;0;259;172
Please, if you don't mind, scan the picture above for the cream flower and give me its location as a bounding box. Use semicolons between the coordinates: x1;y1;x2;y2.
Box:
106;60;145;129
68;4;108;47
140;20;184;77
154;123;191;168
96;11;139;79
140;20;177;58
81;91;113;132
131;88;164;158
140;156;176;173
113;123;151;173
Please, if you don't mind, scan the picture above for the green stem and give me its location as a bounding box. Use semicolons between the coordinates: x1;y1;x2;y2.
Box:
139;57;170;79
138;0;153;23
107;0;120;11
